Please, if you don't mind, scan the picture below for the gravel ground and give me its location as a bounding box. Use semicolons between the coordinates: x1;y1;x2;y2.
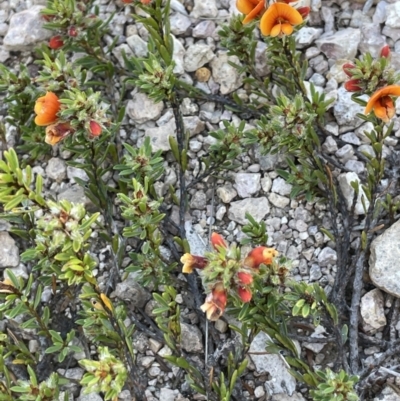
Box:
1;0;400;400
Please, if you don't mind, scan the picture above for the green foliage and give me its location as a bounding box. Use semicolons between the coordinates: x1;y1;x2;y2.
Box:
240;212;268;246
310;369;359;401
79;346;128;400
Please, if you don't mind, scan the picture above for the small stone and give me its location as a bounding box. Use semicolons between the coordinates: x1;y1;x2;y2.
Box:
335;144;354;161
261;175;272;193
214;319;228;333
67;165;89;182
195;67;211;82
316;28;361;60
193;20;215;38
159;388;176;401
322;136;338;153
4;6;52;51
317;247;337;267
309;265;322;281
216;185;237;203
296;27;323;49
341;132;360;145
184;43;214;72
268;193;290;209
271;177;292;196
228;197;270;225
126;34;148;57
191;0;218;18
234;173;261;198
338;172;370;215
180;322;203;353
0;232;19;267
148;366;161;377
344;160;365;174
190;191;207;209
127;91;164;124
254;386;265;398
361;289;386;333
149;338;163;353
386;2;400;28
113;273;151;308
210;52;243;94
170;13;191;35
216;205;227;221
46;158;67;182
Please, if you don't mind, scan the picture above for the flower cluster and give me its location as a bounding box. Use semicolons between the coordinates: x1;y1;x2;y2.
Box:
343;45;400;123
181;233;278;320
33;91;106;146
236;0;308;37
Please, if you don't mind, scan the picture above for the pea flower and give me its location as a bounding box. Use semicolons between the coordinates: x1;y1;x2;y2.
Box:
236;0;265;24
260;3;303;37
364;85;400;122
34;92;60;126
45;122;73;146
244;246;279;268
180;253;207;274
200;283;228;321
49;35;64;50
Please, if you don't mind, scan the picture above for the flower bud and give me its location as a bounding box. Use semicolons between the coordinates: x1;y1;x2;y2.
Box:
297;6;310;18
342;63;356;77
89;121;102;137
237;286;252;303
49;36;64;50
237;271;253;285
68;26;78;37
211;232;227;249
344;79;362;92
380;45;390;58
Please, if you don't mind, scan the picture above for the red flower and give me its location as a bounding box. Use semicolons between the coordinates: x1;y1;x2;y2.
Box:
342;63;356;77
89;121;102;137
211;232;227;249
200;284;227;321
237;286;252;303
49;36;64;50
344;79;362;92
237;271;253;285
381;45;390;58
244;247;278;269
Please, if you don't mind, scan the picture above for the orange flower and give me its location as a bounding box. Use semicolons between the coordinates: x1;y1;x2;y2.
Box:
211;232;227;249
45;122;73;145
180;253;207;274
344;79;362;92
34;92;60;126
237;286;252;303
49;35;64;50
244;247;278;269
200;284;227;321
364;85;400;122
260;3;303;37
236;0;265;24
